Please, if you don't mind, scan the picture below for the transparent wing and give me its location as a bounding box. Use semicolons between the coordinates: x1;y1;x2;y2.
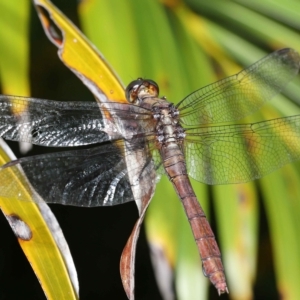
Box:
0;95;154;147
0;141;157;207
177;48;300;125
184;115;300;184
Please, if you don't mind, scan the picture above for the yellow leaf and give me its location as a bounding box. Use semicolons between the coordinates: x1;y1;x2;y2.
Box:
33;0;125;103
0;140;78;299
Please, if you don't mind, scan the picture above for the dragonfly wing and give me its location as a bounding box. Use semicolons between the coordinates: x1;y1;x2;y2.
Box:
184;115;300;184
0;141;156;207
177;48;300;125
0;95;154;147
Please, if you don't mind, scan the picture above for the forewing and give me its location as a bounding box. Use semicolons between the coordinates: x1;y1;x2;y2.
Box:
177;48;300;125
0;141;156;207
184;115;300;184
0;95;154;146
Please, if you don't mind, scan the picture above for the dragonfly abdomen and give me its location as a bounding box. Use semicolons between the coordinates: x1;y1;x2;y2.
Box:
181;194;228;295
161;142;229;294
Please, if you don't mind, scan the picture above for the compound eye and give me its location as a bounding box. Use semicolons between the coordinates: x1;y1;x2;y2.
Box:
143;79;159;97
125;78;143;103
125;78;159;104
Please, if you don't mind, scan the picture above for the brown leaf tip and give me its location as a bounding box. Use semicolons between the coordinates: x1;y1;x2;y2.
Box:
35;5;63;46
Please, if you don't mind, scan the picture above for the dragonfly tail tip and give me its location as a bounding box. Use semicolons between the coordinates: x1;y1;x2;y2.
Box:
217;287;229;296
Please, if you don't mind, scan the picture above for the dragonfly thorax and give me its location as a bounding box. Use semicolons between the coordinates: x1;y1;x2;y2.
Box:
152;103;186;145
125;78;186;144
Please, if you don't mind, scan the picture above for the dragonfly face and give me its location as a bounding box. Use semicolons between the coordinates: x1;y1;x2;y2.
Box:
125;78;159;104
0;48;300;294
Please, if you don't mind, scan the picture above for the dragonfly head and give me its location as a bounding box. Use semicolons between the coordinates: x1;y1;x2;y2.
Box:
125;78;159;105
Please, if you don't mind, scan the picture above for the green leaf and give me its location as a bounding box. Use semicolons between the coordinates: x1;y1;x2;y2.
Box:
260;164;300;300
0;0;30;95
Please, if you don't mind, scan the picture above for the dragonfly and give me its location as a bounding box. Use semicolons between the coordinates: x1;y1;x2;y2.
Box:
0;48;300;295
